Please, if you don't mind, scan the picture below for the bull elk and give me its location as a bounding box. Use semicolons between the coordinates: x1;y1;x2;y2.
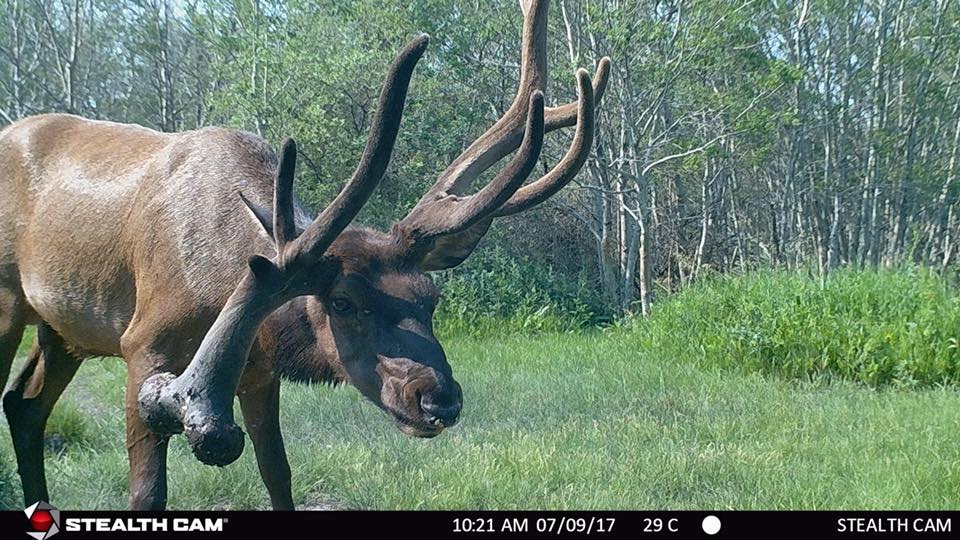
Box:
0;0;609;509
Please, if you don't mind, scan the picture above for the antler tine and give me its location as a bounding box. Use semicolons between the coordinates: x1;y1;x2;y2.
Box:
514;0;550;113
285;34;430;263
495;68;595;217
417;0;550;200
399;92;546;239
273;138;298;254
545;57;610;130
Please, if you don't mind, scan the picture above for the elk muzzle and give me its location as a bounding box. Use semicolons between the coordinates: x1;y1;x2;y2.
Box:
377;356;463;438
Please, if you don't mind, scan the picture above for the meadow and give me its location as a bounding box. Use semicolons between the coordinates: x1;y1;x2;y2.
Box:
0;268;958;510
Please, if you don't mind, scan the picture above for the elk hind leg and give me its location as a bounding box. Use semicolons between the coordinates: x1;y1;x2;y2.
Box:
3;323;82;506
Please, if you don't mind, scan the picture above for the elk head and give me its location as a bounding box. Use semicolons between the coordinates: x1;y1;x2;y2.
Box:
138;0;610;466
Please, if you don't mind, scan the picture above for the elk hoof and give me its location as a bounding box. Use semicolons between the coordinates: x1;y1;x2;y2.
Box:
184;419;245;467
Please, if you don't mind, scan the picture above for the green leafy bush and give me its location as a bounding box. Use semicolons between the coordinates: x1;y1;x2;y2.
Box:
629;266;960;388
433;246;608;338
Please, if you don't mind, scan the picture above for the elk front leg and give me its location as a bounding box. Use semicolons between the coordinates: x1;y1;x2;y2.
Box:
126;354;172;510
3;324;82;506
239;377;294;510
137;271;274;467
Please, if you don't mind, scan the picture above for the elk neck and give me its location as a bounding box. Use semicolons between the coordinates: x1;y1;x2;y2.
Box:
257;295;344;385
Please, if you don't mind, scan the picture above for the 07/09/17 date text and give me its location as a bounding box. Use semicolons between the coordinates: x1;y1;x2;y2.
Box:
453;516;617;535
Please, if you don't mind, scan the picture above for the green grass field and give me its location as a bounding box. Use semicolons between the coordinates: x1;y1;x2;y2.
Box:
2;327;960;509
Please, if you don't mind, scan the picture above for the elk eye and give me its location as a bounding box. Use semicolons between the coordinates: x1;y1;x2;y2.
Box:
330;298;353;314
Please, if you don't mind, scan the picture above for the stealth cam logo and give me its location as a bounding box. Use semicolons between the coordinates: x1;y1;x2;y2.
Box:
24;501;60;540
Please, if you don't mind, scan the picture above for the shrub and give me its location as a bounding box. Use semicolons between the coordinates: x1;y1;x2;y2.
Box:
433;246;608;338
629;266;960;388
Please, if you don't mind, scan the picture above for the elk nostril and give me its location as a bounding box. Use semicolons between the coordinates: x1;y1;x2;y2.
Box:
419;394;461;427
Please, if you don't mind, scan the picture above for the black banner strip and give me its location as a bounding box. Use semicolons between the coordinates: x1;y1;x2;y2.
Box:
3;510;957;539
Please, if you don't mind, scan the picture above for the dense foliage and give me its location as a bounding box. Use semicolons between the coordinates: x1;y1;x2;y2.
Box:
433;247;609;338
631;267;960;388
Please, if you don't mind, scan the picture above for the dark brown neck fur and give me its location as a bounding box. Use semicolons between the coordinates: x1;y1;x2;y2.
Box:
258;297;342;385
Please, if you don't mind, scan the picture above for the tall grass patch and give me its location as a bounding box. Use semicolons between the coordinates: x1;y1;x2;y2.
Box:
0;447;19;509
632;266;960;387
433;247;607;337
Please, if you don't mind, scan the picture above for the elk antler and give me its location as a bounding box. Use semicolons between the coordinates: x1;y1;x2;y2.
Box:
137;34;430;467
395;0;610;268
495;66;596;216
397;92;545;241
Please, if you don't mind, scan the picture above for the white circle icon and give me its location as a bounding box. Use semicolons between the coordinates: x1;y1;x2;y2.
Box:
702;515;721;535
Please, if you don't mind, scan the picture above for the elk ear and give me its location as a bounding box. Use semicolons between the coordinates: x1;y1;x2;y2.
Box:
418;218;493;271
239;191;274;239
248;254;280;281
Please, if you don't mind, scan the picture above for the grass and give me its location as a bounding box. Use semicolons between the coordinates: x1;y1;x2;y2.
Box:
1;321;959;509
632;266;960;388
